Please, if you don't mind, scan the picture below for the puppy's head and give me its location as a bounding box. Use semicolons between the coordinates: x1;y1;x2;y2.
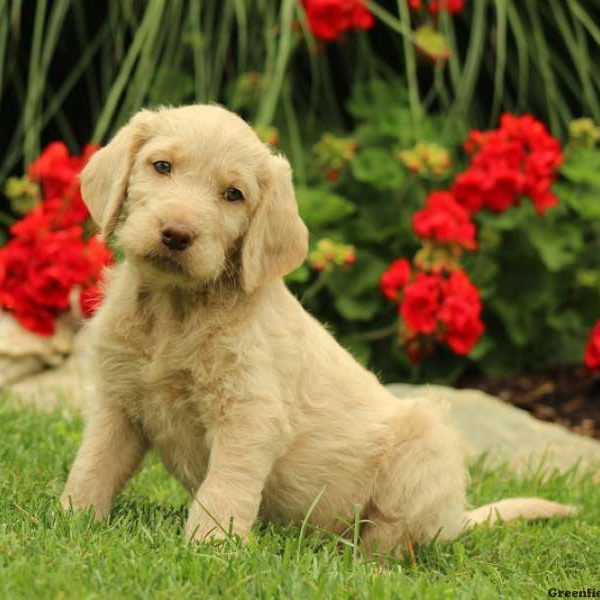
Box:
81;105;308;293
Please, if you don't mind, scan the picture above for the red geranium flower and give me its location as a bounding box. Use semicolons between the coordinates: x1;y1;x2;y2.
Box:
451;169;486;213
393;267;484;360
412;191;476;249
453;114;562;215
28;142;99;202
380;258;411;302
408;0;465;13
438;270;484;354
400;272;444;334
428;0;465;14
484;164;523;212
0;141;109;335
302;0;374;41
584;321;600;370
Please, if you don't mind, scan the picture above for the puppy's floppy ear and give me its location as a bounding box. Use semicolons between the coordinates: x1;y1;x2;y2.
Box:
241;155;308;293
80;110;155;241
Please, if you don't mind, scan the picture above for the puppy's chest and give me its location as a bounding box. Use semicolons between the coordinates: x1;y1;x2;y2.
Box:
126;333;236;424
106;326;239;486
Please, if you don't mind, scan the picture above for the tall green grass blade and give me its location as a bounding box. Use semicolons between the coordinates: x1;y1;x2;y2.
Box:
22;0;47;167
491;0;508;124
0;19;110;183
188;0;206;101
295;6;322;121
548;0;600;122
113;0;171;125
366;2;411;38
282;83;305;185
569;0;600;48
572;10;600;121
233;0;248;74
398;0;421;125
50;96;79;150
453;0;486;120
93;0;166;141
525;0;564;134
72;0;101;121
256;0;296;126
438;11;461;97
208;1;234;101
506;3;530;112
0;0;9;99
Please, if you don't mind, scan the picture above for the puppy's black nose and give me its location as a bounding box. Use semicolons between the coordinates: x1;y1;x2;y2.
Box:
161;223;193;251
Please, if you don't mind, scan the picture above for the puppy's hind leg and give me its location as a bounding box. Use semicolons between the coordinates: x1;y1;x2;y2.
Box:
360;399;467;558
61;401;148;520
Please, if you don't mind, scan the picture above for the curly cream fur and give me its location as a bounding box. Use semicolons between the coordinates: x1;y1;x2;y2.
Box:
61;104;576;557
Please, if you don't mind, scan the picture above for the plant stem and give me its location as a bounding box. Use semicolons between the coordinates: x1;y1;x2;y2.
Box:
348;323;399;342
301;270;330;304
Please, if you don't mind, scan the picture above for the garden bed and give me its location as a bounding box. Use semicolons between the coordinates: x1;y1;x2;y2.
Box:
462;366;600;440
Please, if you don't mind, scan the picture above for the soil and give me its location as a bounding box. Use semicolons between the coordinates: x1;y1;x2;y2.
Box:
460;365;600;440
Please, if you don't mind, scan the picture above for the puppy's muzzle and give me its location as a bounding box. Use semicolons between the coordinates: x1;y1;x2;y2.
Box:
161;222;194;251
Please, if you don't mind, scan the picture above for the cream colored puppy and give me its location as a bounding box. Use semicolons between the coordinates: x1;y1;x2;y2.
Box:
61;105;575;556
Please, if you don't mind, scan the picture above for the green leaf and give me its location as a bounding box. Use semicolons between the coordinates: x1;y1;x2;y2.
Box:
350;148;406;190
338;335;372;366
561;148;600;187
285;263;310;284
463;254;499;297
376;107;415;142
296;187;356;229
491;298;534;347
326;251;388;298
554;182;600;219
346;79;407;121
466;334;494;361
528;221;583;271
576;268;600;291
334;295;380;322
477;202;536;231
547;309;583;333
345;200;407;244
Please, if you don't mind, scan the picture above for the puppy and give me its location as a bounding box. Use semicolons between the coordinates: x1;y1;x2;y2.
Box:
61;105;576;556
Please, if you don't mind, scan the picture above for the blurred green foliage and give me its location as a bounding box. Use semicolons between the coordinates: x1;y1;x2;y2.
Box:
2;1;600;380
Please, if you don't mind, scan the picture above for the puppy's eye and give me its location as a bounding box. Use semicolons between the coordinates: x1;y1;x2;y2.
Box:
153;160;172;174
224;187;244;202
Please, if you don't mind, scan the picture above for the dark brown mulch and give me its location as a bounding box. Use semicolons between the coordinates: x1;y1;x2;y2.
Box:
460;365;600;440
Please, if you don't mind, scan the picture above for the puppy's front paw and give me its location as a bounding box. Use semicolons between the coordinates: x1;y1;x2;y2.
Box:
60;488;110;521
185;515;230;544
60;491;72;512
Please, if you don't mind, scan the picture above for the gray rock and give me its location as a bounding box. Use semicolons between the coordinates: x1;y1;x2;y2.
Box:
388;383;600;478
6;357;87;411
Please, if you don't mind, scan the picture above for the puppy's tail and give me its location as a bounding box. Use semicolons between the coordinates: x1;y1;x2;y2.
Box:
464;497;578;529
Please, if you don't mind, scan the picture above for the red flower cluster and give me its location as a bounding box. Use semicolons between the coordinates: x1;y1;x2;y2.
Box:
452;114;563;215
380;258;411;302
584;321;600;370
408;0;465;15
412;191;476;250
380;262;484;360
0;142;112;335
302;0;374;41
379;114;564;364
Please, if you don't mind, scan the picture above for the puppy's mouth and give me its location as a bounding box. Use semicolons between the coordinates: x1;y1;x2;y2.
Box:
144;252;186;274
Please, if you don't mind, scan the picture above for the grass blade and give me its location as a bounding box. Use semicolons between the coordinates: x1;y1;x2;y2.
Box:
491;0;508;124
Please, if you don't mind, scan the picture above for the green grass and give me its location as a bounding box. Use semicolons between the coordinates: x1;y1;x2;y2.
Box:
0;400;598;599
